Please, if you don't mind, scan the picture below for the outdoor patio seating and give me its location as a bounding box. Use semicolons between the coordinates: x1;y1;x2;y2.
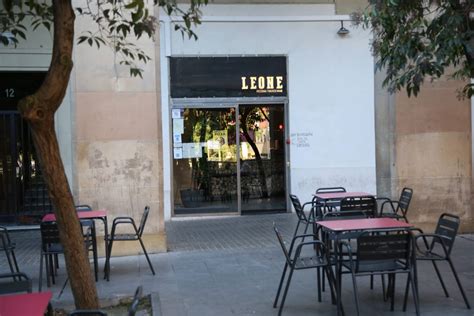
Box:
403;213;471;310
338;229;419;316
75;204;98;281
104;206;155;278
0;272;32;294
273;223;335;316
378;187;413;222
0;226;20;274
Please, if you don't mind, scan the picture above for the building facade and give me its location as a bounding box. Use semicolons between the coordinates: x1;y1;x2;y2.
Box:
0;0;472;256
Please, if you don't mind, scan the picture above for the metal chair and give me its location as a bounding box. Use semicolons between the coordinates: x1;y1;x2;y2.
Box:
288;194;319;239
378;187;413;222
75;204;98;281
339;196;378;218
0;226;20;274
314;187;346;213
339;229;419;316
39;221;64;291
104;206;155;278
273;223;335;316
0;272;32;294
403;213;471;310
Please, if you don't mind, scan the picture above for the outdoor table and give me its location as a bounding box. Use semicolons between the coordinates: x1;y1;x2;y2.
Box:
0;291;52;316
42;210;110;280
313;191;374;214
316;217;413;316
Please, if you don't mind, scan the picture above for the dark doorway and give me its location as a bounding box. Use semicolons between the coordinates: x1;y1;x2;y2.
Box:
0;72;51;224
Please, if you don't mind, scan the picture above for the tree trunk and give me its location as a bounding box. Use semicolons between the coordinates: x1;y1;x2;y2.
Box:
18;0;99;309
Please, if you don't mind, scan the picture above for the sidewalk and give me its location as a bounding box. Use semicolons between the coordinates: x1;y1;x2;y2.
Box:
2;213;473;315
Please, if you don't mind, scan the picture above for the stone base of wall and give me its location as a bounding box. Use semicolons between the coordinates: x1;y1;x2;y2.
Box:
95;232;167;257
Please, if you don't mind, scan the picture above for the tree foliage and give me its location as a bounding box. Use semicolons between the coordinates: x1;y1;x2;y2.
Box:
356;0;473;98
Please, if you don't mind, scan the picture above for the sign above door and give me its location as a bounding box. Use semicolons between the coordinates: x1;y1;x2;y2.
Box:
170;56;287;98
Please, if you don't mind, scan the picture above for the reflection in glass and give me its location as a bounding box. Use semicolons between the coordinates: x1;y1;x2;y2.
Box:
173;108;237;215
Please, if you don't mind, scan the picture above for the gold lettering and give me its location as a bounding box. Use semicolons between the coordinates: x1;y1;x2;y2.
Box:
241;77;248;90
258;77;265;90
266;76;274;89
276;76;283;89
250;77;257;90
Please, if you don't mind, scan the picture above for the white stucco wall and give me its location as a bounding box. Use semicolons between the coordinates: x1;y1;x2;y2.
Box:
160;4;375;219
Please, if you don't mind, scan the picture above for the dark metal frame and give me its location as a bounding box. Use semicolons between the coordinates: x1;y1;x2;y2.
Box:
104;206;155;278
0;226;20;274
403;213;471;310
273;223;335;316
378;187;413;222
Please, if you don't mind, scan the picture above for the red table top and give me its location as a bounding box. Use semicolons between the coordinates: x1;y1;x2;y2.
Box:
316;217;413;232
314;192;373;200
0;291;52;316
42;209;107;222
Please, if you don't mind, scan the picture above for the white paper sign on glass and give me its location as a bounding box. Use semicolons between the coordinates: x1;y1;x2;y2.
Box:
172;109;182;119
173;118;184;134
182;143;202;158
173;147;183;159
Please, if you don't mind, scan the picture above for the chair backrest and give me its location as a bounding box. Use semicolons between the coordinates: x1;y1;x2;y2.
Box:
397;188;413;213
128;286;143;316
75;204;93;211
339;196;377;218
273;223;292;265
289;194;309;222
356;230;412;272
432;213;460;255
40;221;61;246
316;187;346;193
137;206;150;237
0;226;13;247
0;272;32;294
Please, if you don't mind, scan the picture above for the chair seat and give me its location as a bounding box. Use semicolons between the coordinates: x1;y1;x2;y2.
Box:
294;255;327;269
415;251;445;261
109;234;139;241
45;243;63;253
343;259;405;273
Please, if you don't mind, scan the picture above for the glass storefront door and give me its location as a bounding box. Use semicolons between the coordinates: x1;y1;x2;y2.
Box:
173;107;238;215
239;104;286;213
172;104;287;215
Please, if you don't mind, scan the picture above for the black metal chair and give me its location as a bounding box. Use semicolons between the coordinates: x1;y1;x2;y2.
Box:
273;223;335;316
76;204;98;281
39;221;64;291
378;187;413;222
0;272;32;294
339;229;419;316
403;213;471;310
105;206;155;278
0;226;20;274
314;187;347;212
69;311;107;316
339;196;378;218
288;194;319;239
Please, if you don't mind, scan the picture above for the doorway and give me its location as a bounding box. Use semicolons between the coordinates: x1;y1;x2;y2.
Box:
172;104;287;215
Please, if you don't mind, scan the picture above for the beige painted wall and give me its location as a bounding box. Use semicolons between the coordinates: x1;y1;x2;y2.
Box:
72;5;165;255
393;78;473;232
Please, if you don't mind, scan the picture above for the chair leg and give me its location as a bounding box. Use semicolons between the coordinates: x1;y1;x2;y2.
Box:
273;263;289;308
5;249;16;274
92;233;98;282
138;236;155;275
105;239;114;280
278;266;295;316
432;261;449;297
39;253;44;292
324;264;336;304
409;272;420;316
382;274;387;301
447;258;471;309
10;249;20;273
350;272;361;316
317;267;322;302
390;274;396;311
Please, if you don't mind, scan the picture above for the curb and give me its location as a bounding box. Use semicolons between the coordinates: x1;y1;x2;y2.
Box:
150;292;162;316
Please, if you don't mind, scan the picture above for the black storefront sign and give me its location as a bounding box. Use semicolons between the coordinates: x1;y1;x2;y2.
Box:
170;56;287;98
